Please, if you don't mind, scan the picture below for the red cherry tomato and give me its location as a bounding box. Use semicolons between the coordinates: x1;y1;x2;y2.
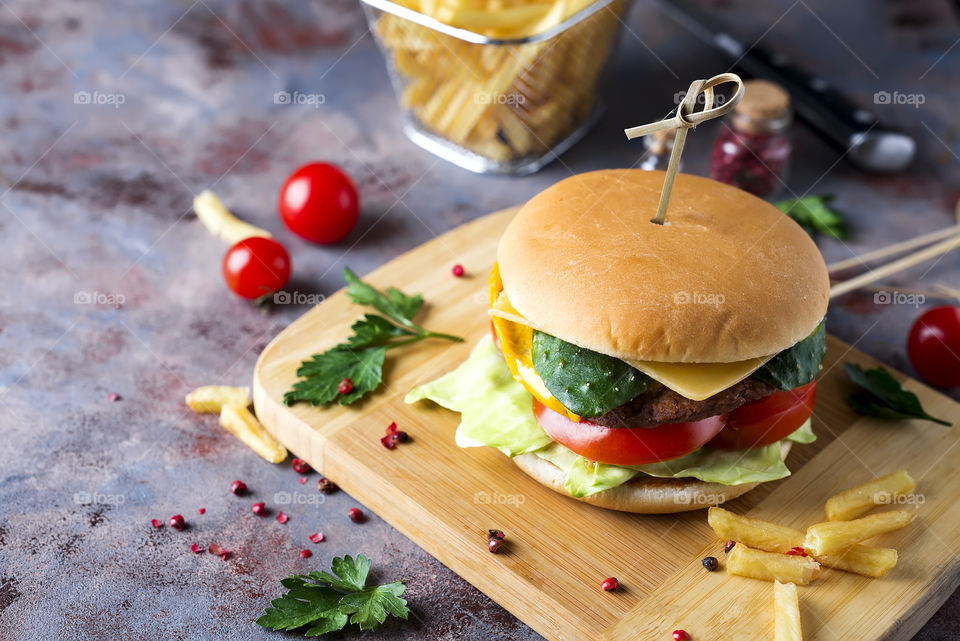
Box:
711;381;817;450
278;162;359;244
533;401;728;466
222;237;291;300
908;306;960;388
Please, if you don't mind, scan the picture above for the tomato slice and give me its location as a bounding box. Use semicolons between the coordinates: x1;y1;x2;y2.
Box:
710;381;817;450
533;401;728;465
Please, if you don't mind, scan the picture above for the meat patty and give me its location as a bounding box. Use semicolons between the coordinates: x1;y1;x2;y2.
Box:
591;377;776;428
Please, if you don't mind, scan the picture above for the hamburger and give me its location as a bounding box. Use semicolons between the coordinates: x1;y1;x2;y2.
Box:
407;169;830;513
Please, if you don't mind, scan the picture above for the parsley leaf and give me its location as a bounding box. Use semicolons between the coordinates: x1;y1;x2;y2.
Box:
844;363;951;426
285;346;386;406
344;267;424;329
340;583;409;631
775;195;848;239
305;554;371;592
284;269;462;407
256;554;408;637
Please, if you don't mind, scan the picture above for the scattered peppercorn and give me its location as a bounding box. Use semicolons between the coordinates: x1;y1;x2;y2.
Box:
230;480;248;495
349;507;364;523
108;392;120;402
276;511;289;524
701;556;719;571
252;502;266;516
208;543;231;561
298;477;307;484
337;378;354;395
452;264;465;277
190;543;203;554
317;476;339;494
381;421;410;449
291;458;311;474
486;529;505;553
724;540;736;554
672;630;691;641
168;514;185;531
299;549;312;559
309;532;325;543
150;519;163;529
600;577;619;591
197;508;205;515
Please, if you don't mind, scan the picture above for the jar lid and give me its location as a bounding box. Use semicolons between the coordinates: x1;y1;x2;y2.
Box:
735;79;790;121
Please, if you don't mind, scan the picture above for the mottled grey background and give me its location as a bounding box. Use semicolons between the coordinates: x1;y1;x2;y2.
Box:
0;0;958;639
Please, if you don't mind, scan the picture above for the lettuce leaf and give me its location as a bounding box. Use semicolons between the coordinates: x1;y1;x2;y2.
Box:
404;336;551;455
406;336;815;498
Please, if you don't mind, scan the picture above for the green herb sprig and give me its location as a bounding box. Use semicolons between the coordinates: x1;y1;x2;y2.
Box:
844;363;951;426
256;554;409;635
775;195;848;240
284;268;462;407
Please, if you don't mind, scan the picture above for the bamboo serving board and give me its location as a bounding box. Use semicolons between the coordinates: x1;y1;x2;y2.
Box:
254;207;960;641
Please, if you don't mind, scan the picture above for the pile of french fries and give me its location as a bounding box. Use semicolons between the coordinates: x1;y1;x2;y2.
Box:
186;385;288;464
707;470;918;640
371;0;625;164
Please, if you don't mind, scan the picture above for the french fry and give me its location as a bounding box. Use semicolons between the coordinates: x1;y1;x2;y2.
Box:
709;507;803;554
186;385;251;413
727;544;821;585
708;507;899;578
774;581;802;641
193;190;271;245
817;546;898;578
804;511;915;556
825;470;916;521
219;404;288;464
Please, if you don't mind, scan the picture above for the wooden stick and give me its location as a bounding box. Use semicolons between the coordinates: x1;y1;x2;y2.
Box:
829;233;960;298
827;225;960;273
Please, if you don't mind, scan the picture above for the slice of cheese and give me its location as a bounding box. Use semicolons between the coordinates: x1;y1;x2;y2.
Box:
623;356;773;402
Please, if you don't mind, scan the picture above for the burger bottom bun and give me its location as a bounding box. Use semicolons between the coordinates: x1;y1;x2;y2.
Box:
511;441;792;514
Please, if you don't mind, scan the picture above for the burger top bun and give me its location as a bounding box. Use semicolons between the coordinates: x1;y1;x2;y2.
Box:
497;169;830;363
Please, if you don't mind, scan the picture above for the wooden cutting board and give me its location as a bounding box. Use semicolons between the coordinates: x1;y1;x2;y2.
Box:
253;207;960;641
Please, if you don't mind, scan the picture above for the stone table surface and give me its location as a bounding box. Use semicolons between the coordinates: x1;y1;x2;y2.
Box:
1;0;958;639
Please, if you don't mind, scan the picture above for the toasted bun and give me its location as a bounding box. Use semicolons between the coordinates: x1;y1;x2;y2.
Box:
496;169;829;363
512;441;791;513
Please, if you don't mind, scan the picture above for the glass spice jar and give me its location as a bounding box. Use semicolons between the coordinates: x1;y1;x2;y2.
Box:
710;79;792;198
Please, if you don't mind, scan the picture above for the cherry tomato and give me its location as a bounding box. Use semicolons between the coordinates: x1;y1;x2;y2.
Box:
222;237;291;300
278;162;359;244
533;401;728;465
710;381;817;450
908;306;960;388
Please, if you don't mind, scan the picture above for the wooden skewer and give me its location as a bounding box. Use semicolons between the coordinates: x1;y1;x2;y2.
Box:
826;225;960;273
829;233;960;298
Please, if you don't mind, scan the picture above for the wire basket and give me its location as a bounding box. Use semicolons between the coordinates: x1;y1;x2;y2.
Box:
362;0;628;174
